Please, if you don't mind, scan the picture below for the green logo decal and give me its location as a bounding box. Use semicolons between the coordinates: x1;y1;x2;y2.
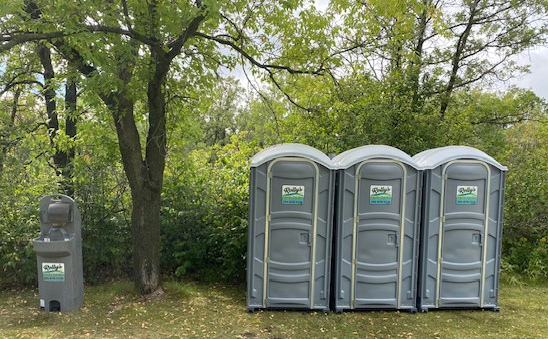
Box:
456;186;478;205
370;185;392;205
282;185;305;205
42;263;65;282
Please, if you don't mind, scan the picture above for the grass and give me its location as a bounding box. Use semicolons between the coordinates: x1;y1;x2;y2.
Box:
0;280;547;339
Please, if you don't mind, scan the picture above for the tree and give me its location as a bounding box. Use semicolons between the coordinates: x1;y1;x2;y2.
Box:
0;45;41;174
329;0;548;118
262;0;548;154
1;0;336;296
36;42;79;195
200;77;242;147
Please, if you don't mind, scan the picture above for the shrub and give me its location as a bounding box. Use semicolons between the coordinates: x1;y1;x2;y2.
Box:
161;136;259;282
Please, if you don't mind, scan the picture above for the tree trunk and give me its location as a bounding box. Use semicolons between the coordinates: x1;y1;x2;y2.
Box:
106;89;163;296
61;74;77;196
409;0;431;114
38;42;78;195
37;43;58;145
127;48;169;297
0;88;21;175
107;59;167;296
131;183;163;296
439;0;480;118
51;35;165;296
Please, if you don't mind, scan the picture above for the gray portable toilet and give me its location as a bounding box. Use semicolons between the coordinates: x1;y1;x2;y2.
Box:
332;145;421;312
33;194;84;312
413;146;507;312
247;144;335;312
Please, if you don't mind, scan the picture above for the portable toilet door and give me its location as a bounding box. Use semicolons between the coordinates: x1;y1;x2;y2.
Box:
413;146;507;312
246;144;335;312
332;145;421;312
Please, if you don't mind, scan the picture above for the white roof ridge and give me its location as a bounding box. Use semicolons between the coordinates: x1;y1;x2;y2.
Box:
412;146;507;170
250;143;335;169
332;145;419;169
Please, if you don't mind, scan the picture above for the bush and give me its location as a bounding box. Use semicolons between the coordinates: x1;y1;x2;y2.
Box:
76;163;133;285
0;164;58;288
498;122;548;278
161;136;259;282
502;237;548;281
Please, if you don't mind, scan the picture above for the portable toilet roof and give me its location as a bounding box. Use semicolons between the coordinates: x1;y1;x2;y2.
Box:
413;146;507;171
250;143;334;169
332;145;420;169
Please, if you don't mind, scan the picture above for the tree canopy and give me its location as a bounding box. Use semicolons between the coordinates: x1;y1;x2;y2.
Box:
1;0;548;292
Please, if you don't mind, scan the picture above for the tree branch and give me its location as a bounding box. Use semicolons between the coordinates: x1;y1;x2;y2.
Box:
0;80;43;96
166;10;208;60
268;72;314;113
194;32;326;75
0;32;67;53
0;23;162;54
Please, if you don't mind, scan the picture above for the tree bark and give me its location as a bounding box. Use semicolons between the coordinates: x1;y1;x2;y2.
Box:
37;42;78;196
130;181;163;296
63;74;77;196
37;43;59;146
126;47;169;297
51;35;164;296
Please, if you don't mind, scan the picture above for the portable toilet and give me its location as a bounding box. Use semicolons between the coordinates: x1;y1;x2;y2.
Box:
413;146;507;312
246;144;336;312
332;145;422;312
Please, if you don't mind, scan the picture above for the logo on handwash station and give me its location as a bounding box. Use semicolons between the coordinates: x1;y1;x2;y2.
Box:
456;185;478;205
370;185;392;205
43;263;63;271
282;185;305;205
42;263;65;282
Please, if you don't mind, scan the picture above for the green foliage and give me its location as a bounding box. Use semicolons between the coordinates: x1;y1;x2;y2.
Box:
0;133;58;288
161;136;259;282
502;237;548;281
0;87;134;287
495;120;548;279
76;162;132;285
70;103;134;284
1;0;548;289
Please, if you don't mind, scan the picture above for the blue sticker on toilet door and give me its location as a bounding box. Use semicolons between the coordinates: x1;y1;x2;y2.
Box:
456;186;478;205
281;185;305;205
370;185;392;205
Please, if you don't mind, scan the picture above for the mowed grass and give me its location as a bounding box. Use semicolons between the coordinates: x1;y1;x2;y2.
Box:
0;280;547;339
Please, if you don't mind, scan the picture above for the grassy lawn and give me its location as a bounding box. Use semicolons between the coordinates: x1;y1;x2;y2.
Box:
0;280;546;339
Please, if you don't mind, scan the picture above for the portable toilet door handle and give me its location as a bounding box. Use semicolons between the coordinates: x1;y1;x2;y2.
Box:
473;233;482;246
387;233;398;247
300;233;312;246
